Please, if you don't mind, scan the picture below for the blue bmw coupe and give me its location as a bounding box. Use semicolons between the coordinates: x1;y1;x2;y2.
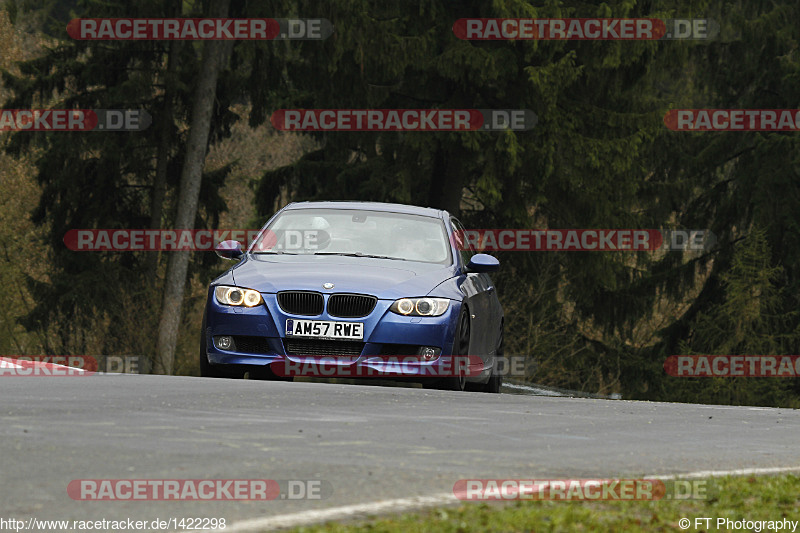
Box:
200;201;503;392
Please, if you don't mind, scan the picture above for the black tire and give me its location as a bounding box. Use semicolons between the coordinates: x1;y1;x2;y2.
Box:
464;326;503;393
249;365;293;382
425;306;469;391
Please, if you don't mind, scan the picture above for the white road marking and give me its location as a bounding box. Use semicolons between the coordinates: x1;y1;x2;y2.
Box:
646;465;800;479
502;382;565;396
217;492;456;532
0;357;86;374
215;464;800;532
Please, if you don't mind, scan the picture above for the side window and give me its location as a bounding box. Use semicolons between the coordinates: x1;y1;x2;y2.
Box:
450;217;475;269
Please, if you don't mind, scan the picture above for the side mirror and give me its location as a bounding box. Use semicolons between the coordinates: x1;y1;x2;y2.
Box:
215;240;244;260
466;253;499;273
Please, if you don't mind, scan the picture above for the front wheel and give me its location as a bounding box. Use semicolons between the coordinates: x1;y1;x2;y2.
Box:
249;365;293;382
465;326;503;393
425;306;469;391
480;328;503;393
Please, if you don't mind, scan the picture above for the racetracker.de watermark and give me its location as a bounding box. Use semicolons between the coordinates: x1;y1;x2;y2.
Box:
270;109;537;131
63;228;715;252
665;109;800;131
0;356;141;376
63;229;325;252
0;356;96;376
665;355;800;377
67;18;333;40
454;229;716;252
269;355;528;379
453;18;718;40
453;478;715;501
0;109;150;131
68;479;332;500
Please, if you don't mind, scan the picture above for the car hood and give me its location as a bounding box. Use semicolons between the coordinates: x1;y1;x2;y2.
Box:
228;255;456;299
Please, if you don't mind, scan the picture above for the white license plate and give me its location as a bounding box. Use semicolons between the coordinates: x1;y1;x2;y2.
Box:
285;319;364;340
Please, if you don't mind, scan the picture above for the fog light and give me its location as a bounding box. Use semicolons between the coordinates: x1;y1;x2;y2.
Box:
215;336;234;350
418;346;439;360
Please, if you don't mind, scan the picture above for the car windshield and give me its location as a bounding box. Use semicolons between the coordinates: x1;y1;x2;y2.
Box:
252;208;452;264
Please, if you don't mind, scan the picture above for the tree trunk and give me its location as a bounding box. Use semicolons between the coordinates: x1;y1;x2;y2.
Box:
427;142;464;215
147;38;182;277
153;0;231;375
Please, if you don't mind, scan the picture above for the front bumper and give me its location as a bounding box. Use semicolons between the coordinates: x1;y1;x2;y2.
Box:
203;290;469;378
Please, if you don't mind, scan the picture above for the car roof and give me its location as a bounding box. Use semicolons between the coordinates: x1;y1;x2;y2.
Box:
282;201;447;219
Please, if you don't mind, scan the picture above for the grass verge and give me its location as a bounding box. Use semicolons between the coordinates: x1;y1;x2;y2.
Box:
290;474;800;532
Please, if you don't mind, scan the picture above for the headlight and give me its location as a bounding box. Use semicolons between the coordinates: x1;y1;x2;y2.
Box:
214;285;263;307
390;297;450;317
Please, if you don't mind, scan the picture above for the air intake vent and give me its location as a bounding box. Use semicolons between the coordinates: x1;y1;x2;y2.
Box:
379;344;422;356
231;336;272;354
277;291;324;316
284;339;364;357
327;294;377;318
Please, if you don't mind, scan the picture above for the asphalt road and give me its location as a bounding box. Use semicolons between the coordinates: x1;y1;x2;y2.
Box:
2;374;799;530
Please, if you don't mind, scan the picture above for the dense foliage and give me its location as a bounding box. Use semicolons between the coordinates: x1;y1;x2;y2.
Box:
2;0;799;405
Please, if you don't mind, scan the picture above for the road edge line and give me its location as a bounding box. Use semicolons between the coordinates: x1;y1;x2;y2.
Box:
215;465;800;532
217;492;456;532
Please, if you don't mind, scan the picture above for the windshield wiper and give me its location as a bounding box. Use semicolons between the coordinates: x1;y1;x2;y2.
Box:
313;252;407;260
